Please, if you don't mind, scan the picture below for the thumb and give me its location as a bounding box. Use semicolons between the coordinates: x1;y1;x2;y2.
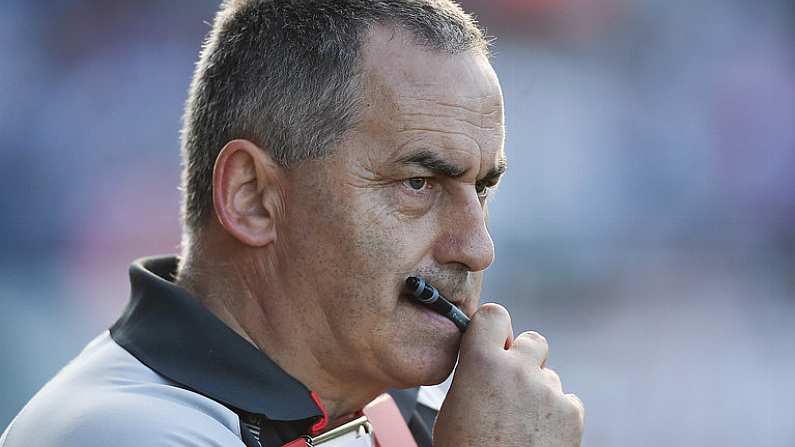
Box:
460;303;514;357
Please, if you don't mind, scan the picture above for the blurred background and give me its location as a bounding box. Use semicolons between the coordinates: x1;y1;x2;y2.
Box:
1;0;793;445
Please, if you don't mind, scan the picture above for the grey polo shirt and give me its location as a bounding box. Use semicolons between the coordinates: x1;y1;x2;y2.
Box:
1;256;442;446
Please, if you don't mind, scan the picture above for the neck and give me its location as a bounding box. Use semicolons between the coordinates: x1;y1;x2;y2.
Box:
175;243;386;420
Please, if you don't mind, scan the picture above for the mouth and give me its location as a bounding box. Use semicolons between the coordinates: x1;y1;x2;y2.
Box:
449;298;473;318
400;288;472;317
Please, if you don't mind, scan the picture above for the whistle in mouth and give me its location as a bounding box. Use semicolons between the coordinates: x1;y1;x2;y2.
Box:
405;276;470;332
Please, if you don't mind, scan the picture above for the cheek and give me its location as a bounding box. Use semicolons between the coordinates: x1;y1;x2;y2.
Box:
334;194;425;277
290;185;435;316
319;201;423;325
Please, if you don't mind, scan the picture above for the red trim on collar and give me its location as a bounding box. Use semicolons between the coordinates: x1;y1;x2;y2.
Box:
309;391;329;435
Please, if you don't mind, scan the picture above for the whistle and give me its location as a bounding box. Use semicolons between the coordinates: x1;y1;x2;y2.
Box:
405;276;470;332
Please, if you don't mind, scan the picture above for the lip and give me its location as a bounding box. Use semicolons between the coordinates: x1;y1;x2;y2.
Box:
433;287;472;315
408;296;460;330
453;299;476;319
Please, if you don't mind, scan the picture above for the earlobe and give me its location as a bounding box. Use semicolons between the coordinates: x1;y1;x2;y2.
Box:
212;139;284;247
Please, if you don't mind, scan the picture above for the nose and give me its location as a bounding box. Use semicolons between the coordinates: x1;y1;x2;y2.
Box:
432;193;495;272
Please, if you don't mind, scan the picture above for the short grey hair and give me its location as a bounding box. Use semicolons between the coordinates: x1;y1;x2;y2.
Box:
180;0;490;233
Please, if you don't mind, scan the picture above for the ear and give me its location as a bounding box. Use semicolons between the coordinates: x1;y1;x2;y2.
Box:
212;139;285;247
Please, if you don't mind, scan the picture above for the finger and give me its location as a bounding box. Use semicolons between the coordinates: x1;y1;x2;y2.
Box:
511;330;549;368
541;368;563;394
462;303;513;354
566;393;585;420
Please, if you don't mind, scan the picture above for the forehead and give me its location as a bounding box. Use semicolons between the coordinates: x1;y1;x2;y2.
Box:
354;27;505;170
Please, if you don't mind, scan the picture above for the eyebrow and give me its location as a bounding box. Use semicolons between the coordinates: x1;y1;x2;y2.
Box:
395;150;467;178
395;149;507;182
481;157;507;184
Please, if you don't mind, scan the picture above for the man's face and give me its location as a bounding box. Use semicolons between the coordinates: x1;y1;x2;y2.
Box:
279;28;505;388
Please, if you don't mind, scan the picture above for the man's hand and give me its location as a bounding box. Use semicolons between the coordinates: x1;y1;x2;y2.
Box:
433;303;584;446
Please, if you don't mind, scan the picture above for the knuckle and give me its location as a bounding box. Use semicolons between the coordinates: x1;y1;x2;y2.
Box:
564;393;585;419
476;302;511;320
567;393;584;409
515;331;549;353
526;331;548;345
561;399;579;419
543;367;561;384
520;330;547;346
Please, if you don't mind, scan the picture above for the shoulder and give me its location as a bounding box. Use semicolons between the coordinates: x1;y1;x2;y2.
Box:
94;394;244;446
2;332;245;447
4;385;245;447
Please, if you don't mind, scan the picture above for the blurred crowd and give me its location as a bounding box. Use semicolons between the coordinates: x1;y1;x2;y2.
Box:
1;1;793;445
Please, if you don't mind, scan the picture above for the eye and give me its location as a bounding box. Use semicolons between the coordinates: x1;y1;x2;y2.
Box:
403;177;430;192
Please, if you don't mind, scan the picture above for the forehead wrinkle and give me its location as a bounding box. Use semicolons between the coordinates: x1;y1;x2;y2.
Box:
398;111;500;131
390;114;503;182
396;119;503;157
355;31;505;185
397;95;502;130
396;122;503;160
396;127;484;150
399;95;502;115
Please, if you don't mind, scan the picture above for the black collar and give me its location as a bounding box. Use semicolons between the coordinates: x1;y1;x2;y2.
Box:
109;256;418;429
110;256;323;426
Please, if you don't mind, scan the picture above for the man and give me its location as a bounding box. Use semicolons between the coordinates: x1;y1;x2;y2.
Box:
2;1;583;446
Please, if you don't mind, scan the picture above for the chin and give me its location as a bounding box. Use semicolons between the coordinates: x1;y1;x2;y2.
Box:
372;300;463;388
383;341;458;388
421;361;456;386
